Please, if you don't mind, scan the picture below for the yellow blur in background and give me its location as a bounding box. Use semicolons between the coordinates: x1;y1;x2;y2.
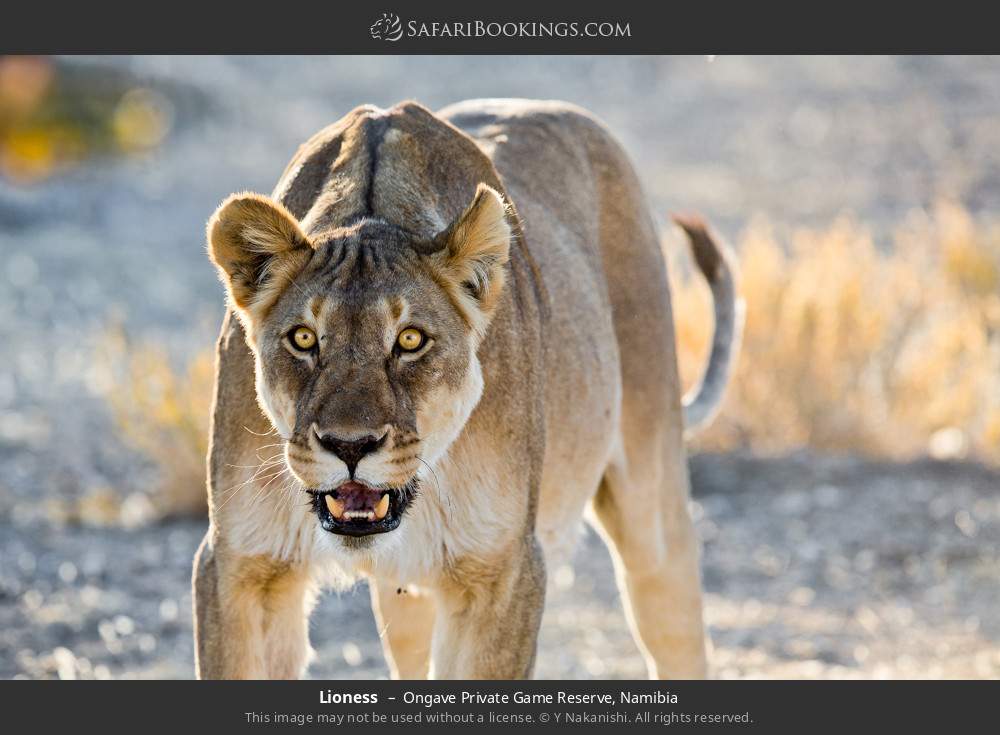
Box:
0;56;171;183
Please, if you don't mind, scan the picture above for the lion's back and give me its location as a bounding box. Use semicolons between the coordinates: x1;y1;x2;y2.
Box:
439;98;661;283
441;99;677;545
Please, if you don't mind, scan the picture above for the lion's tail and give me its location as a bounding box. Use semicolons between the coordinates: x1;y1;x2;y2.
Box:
672;213;745;439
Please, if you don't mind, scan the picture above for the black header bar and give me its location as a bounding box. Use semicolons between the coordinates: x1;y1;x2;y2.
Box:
1;2;996;54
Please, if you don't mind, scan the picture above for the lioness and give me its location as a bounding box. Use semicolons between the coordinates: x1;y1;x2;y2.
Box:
193;99;741;680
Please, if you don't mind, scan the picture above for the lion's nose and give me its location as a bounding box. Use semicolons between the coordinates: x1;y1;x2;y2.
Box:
314;429;386;475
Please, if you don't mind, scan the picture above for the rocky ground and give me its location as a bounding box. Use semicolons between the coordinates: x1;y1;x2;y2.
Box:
1;56;999;679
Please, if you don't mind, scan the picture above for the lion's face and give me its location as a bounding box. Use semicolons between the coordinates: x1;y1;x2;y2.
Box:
251;223;486;538
207;185;510;539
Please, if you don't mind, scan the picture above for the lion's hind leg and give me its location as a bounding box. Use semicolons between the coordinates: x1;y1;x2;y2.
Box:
588;437;709;679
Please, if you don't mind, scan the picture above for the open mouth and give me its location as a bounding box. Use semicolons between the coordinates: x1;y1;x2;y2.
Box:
310;480;417;537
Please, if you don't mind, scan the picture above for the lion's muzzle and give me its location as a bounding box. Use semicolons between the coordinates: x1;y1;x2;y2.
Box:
314;429;387;476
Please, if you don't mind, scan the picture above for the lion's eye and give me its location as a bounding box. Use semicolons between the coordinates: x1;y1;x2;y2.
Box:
396;328;425;352
290;326;317;351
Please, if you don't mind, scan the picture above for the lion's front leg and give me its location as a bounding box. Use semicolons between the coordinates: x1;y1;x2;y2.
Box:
370;578;436;679
430;534;546;679
193;529;316;679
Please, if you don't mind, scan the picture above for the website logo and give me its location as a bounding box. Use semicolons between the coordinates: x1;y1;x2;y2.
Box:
368;15;631;43
370;13;403;41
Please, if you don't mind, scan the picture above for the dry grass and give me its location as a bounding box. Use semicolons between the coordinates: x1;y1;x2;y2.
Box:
100;328;213;518
672;202;1000;461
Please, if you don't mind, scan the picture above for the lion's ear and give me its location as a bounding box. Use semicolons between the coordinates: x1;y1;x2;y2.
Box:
432;184;512;334
207;192;313;321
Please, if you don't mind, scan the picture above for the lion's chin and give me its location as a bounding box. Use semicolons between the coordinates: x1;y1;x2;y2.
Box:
309;478;418;537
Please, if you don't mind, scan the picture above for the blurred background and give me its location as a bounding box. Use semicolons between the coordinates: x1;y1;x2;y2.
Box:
1;55;999;679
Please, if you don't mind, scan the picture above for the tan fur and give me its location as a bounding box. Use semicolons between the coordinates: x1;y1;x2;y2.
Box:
369;580;435;679
207;193;314;330
430;183;512;335
193;99;740;680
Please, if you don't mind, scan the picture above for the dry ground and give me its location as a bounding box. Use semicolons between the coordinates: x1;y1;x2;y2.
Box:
3;452;997;679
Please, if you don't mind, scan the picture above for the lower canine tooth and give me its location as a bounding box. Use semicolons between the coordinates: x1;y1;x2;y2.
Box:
325;495;345;519
374;493;390;520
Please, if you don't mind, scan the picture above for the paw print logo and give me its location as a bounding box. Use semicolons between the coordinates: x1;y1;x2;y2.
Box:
370;13;403;42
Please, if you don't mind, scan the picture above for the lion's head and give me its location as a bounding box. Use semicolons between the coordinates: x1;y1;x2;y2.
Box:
207;183;510;538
